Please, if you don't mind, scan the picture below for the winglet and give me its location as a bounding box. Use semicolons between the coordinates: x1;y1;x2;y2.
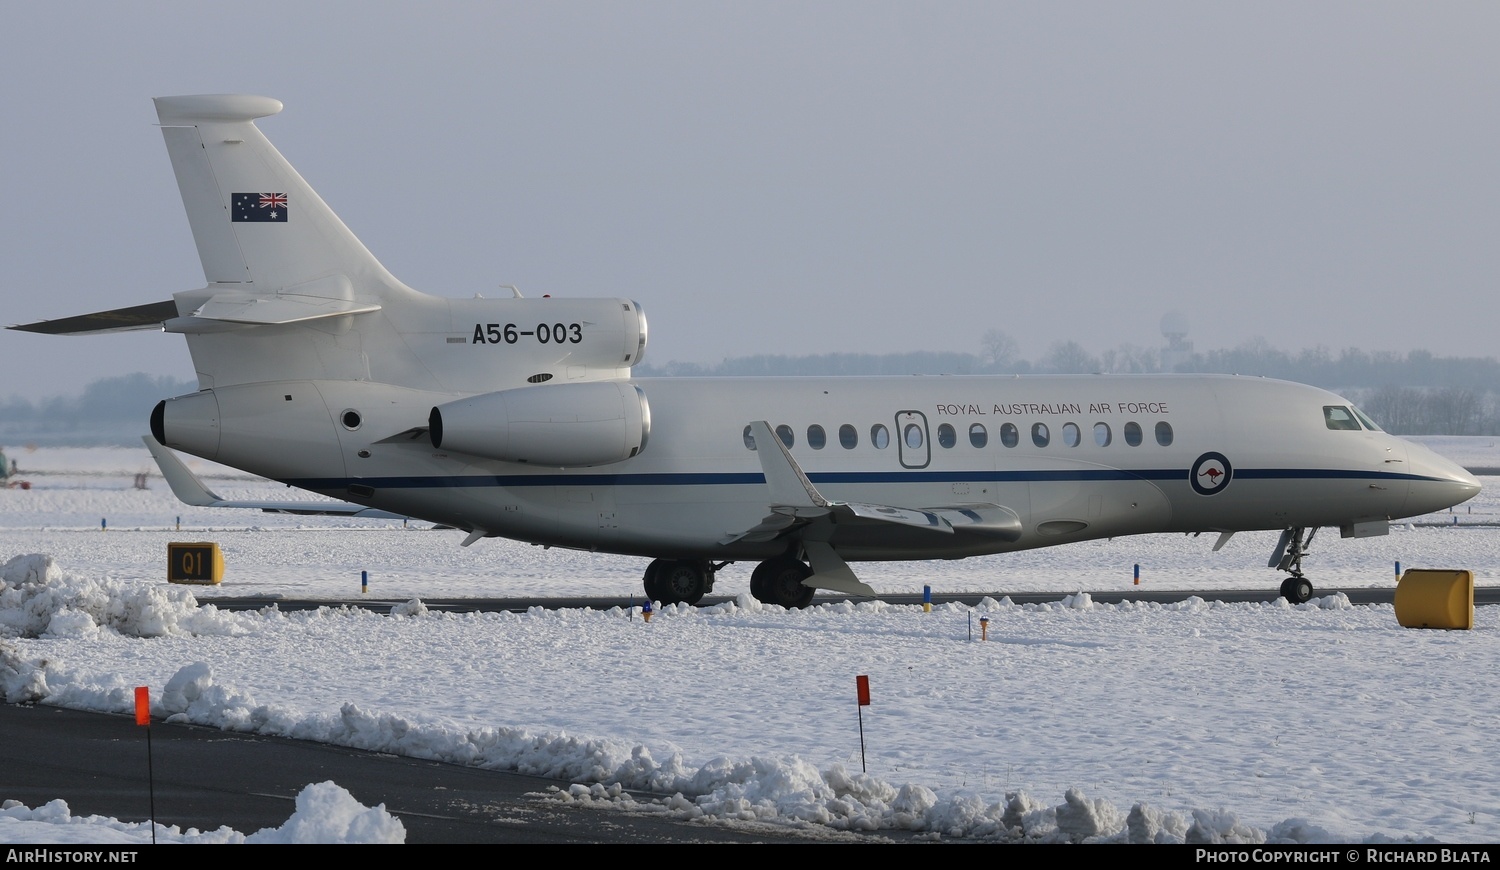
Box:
143;434;223;506
144;434;408;519
748;421;829;512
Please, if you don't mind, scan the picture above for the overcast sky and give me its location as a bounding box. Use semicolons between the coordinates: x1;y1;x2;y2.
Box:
4;2;1498;400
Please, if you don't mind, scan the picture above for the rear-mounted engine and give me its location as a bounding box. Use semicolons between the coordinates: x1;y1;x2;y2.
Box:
429;381;650;467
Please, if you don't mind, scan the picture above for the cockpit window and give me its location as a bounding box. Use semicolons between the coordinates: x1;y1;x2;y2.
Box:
1351;406;1383;432
1324;406;1362;431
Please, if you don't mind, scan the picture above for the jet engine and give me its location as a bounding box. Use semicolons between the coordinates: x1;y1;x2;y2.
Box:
429;381;650;466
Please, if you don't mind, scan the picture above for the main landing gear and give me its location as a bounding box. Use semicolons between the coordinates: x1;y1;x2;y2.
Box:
1272;527;1317;604
749;557;815;609
639;556;817;609
642;558;716;606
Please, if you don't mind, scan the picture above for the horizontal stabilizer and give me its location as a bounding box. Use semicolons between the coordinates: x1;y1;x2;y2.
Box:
144;435;405;519
10;300;178;335
179;292;381;327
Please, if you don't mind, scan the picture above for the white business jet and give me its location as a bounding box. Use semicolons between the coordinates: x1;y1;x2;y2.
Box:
13;95;1481;607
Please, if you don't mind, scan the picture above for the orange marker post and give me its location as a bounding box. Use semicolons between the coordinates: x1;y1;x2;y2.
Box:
980;616;989;641
135;687;157;844
855;675;871;772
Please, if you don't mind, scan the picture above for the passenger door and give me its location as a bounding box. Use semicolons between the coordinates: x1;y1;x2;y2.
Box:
895;410;930;469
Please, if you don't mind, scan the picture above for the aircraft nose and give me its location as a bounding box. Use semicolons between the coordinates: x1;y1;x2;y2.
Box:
1402;442;1481;517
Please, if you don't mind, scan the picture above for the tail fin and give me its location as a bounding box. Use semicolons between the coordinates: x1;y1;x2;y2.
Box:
154;95;403;297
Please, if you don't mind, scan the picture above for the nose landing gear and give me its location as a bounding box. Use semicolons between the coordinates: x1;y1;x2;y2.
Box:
1271;527;1317;604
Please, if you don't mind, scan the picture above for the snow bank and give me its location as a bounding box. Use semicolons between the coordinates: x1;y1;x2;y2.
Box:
245;782;405;844
0;554;248;640
143;656;1433;843
0;783;402;844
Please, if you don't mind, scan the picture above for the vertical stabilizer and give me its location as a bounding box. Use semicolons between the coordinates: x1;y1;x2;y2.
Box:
153;95;403;296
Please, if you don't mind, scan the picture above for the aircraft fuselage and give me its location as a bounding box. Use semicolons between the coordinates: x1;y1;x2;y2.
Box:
153;372;1478;562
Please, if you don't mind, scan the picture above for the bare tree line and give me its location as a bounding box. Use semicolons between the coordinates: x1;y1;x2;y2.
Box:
643;331;1500;436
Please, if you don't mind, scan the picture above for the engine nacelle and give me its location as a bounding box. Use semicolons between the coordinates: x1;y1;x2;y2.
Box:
151;381;349;480
429;381;650;467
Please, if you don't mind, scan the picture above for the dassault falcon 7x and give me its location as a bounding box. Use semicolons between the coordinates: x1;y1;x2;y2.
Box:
14;95;1481;606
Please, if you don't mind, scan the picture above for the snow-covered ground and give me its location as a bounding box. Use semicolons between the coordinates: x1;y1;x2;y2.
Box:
2;783;403;844
2;439;1498;843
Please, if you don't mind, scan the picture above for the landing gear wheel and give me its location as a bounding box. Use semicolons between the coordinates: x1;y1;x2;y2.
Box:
661;560;709;605
642;559;669;603
1283;576;1314;604
1272;527;1317;604
749;565;770;600
751;558;815;609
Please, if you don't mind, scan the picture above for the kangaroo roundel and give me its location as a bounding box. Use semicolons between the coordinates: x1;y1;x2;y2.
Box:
1191;452;1233;496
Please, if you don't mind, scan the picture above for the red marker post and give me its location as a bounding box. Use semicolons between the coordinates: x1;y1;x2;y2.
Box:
855;675;871;772
135;687;157;844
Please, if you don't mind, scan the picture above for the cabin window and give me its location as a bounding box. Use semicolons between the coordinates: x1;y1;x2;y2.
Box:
1124;422;1143;447
808;424;827;449
1094;422;1112;447
743;425;756;450
1000;422;1019;448
1324;406;1362;431
871;424;890;449
904;424;924;449
839;424;858;449
1155;421;1174;446
969;423;988;448
1061;422;1081;447
1032;422;1050;448
937;423;957;449
776;424;795;448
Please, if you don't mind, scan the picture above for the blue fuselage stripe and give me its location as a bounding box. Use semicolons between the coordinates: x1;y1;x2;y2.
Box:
284;468;1440;491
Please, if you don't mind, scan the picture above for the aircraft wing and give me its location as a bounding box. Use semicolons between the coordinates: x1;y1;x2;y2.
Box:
727;422;1023;594
143;435;407;519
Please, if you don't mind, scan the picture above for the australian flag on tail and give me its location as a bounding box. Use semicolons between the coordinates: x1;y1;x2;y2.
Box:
232;192;289;222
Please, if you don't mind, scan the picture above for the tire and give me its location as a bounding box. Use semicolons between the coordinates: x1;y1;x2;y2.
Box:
752;558;814;609
1288;577;1314;604
749;566;770;601
642;559;668;603
659;560;708;606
